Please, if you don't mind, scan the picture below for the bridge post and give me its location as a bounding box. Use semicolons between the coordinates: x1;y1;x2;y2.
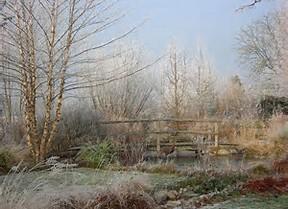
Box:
156;121;161;152
214;122;219;147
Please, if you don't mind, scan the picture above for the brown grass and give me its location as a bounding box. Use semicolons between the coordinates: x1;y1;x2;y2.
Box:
221;115;288;159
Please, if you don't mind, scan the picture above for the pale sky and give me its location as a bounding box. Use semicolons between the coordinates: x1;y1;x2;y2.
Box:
112;0;280;76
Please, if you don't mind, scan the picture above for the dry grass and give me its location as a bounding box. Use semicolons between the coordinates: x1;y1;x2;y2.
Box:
220;115;288;159
246;114;288;158
267;114;288;140
116;136;147;166
220;118;266;143
50;183;156;209
0;145;32;174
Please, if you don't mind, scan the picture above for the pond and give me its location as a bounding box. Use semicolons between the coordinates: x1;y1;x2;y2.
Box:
146;155;271;172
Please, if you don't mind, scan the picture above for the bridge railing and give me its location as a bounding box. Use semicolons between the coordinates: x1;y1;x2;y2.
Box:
96;118;221;152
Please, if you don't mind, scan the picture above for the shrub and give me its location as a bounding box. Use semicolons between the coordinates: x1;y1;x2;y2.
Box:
243;177;288;194
163;172;248;194
248;164;272;176
116;136;147;166
0;120;26;145
0;149;15;173
46;109;104;155
51;182;156;209
76;141;115;169
193;173;246;194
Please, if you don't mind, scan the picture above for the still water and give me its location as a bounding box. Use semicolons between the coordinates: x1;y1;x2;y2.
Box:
147;155;270;172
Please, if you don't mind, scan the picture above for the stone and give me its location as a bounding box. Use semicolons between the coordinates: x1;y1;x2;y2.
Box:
167;190;178;200
230;148;239;154
165;200;182;208
217;148;230;156
156;206;168;209
181;191;199;200
179;188;188;194
154;190;169;205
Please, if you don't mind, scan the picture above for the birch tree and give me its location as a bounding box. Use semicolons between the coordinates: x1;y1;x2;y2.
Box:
0;0;132;161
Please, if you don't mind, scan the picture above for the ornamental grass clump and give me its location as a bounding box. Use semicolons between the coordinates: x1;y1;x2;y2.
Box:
76;141;116;169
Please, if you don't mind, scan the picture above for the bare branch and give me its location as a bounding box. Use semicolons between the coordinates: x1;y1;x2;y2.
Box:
237;0;263;11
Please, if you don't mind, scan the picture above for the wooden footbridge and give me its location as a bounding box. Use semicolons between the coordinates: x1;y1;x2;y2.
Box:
96;118;225;156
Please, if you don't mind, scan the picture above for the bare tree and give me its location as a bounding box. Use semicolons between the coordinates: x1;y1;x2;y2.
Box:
161;45;218;119
162;45;189;119
190;49;217;118
237;10;288;96
88;44;155;120
0;41;12;123
0;0;134;161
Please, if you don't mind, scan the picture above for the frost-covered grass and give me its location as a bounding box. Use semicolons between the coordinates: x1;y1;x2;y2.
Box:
0;157;287;209
0;165;157;209
203;195;288;209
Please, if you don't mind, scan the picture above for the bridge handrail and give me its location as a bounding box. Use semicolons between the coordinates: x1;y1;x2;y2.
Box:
97;118;222;124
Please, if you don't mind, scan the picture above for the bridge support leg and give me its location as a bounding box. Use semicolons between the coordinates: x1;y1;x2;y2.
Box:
214;122;219;147
156;121;161;152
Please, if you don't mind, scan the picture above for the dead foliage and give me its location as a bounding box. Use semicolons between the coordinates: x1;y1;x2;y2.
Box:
273;158;288;175
50;191;156;209
243;177;288;194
